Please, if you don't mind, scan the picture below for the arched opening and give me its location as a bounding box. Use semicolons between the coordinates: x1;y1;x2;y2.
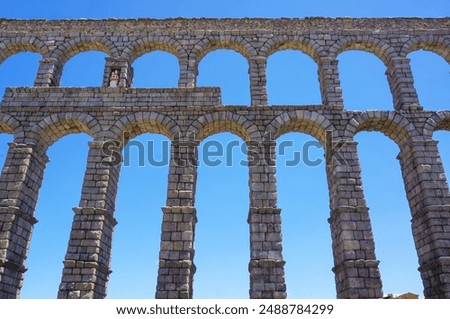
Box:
276;133;334;298
267;50;321;105
409;50;450;110
354;132;423;297
194;132;249;298
132;51;179;88
107;133;170;298
197;50;250;105
338;51;392;110
60;51;107;87
0;51;41;99
20;133;91;298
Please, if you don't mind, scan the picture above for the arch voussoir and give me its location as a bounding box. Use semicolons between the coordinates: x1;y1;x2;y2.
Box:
28;112;101;149
343;111;421;146
267;110;335;145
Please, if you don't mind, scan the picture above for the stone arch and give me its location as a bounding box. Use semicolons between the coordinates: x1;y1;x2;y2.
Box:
188;111;260;143
423;111;450;139
0;37;48;64
343;111;421;147
260;35;326;63
330;35;397;66
50;36;119;66
191;35;256;67
122;36;187;64
401;35;450;64
108;112;181;142
29;112;101;149
266;111;336;146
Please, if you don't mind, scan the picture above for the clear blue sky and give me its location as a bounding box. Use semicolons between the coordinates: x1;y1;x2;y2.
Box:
0;0;449;299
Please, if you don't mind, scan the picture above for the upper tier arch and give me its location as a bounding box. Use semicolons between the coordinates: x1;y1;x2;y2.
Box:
329;35;397;66
50;37;119;65
122;36;188;63
401;35;450;63
191;35;256;65
260;35;326;63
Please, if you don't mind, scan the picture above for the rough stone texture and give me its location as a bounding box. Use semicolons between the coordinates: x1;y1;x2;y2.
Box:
0;17;449;299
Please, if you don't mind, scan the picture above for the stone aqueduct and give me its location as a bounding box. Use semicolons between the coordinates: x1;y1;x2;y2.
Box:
0;17;449;299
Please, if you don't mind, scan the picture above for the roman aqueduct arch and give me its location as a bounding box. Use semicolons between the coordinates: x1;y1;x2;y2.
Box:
0;17;449;299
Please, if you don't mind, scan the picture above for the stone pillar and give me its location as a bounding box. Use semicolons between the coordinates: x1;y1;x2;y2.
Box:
178;57;196;89
397;140;450;298
248;140;286;299
386;57;421;111
326;138;383;298
58;140;120;299
318;57;344;108
156;140;197;299
104;57;133;88
34;57;62;87
0;142;48;298
249;56;268;106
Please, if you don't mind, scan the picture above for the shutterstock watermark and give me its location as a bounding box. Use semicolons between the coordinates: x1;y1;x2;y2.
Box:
100;131;349;168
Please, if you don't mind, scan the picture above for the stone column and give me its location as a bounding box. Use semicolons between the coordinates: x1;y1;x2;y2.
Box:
103;57;133;88
386;57;421;111
249;56;268;106
326;138;383;298
397;140;450;298
34;57;62;87
156;140;197;299
318;57;344;108
178;57;195;88
58;140;121;299
0;142;48;298
248;140;286;299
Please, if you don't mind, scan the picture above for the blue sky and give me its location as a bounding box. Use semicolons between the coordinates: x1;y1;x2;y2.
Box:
2;0;450;19
0;0;449;299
